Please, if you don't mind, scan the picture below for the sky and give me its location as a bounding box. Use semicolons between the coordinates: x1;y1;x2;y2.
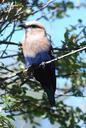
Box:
0;0;86;128
12;2;86;128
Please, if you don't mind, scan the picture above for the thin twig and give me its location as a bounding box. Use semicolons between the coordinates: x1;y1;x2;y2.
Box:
32;0;55;15
2;46;86;80
0;53;21;59
0;40;21;46
0;66;13;72
43;46;86;65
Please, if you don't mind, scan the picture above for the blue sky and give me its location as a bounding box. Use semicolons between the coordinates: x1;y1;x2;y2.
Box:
13;3;86;128
12;2;86;47
28;3;86;128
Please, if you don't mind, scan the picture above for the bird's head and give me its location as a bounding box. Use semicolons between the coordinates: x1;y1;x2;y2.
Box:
19;21;45;30
19;21;46;36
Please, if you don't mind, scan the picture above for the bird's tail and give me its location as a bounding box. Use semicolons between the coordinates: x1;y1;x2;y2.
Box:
45;87;56;107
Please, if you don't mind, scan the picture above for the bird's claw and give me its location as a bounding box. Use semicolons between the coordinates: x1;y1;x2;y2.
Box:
40;61;46;68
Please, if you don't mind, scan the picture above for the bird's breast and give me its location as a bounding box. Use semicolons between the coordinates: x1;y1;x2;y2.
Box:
24;51;51;67
22;33;51;67
23;35;50;57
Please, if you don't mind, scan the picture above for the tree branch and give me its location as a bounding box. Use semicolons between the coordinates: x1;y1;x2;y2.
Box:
43;46;86;65
0;40;21;46
32;0;55;15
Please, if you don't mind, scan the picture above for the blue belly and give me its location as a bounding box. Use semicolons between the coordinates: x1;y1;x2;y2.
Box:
25;51;51;67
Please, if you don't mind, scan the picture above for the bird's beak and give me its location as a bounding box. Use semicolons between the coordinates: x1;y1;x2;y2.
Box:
18;22;26;28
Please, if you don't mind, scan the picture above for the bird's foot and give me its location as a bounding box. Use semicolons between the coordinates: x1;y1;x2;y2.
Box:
40;61;46;68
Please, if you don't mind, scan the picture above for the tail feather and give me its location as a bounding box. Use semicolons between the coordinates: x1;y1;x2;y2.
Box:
33;63;56;106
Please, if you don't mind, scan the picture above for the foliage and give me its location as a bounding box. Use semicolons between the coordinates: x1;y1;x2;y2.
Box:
0;114;15;128
0;0;86;128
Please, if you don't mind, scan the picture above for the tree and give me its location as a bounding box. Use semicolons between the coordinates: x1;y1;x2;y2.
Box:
0;0;86;128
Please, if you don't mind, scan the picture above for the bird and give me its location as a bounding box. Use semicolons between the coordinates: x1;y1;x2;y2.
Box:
20;21;56;107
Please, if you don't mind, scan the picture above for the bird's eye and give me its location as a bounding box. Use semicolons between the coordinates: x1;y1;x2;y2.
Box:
31;25;37;28
27;25;38;28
